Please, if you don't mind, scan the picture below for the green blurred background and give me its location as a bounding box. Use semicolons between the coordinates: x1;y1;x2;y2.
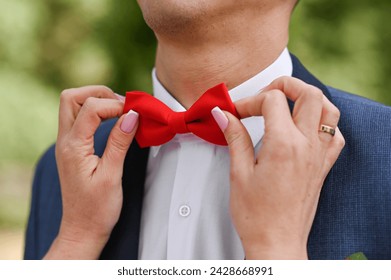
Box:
0;0;390;259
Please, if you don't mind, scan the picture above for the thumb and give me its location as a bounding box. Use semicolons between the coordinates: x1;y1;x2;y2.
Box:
100;110;139;177
211;107;255;172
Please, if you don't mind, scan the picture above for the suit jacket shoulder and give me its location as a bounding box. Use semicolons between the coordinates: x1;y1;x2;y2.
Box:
330;86;391;116
308;87;391;259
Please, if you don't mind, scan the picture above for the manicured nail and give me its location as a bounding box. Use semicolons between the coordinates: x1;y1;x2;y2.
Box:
211;106;229;132
120;110;139;133
115;93;125;102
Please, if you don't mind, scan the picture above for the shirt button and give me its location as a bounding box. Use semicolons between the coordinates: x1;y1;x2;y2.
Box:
179;205;191;217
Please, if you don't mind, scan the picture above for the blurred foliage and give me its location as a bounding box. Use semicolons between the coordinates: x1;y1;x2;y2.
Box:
0;0;156;166
0;0;390;166
290;0;391;105
0;165;30;228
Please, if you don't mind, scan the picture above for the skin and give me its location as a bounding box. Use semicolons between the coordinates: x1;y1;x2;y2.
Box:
138;0;295;108
44;0;345;259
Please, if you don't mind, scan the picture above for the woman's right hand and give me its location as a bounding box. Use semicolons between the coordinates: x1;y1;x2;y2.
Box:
44;86;139;259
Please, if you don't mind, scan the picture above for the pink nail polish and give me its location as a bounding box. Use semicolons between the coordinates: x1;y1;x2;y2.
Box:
211;106;229;132
120;110;139;133
115;93;125;102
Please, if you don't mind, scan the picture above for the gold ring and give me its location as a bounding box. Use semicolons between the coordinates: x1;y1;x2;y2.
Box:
319;124;336;136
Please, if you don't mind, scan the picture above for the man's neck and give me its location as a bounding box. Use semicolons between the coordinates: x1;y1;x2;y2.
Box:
153;7;292;109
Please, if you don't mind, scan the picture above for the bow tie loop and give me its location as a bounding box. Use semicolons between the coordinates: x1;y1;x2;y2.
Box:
123;83;239;147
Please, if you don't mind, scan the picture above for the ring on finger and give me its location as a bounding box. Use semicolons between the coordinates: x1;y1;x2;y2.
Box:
319;124;336;136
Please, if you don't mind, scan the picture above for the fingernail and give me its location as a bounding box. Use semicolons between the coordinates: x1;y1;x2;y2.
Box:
211;106;229;132
115;93;125;102
120;110;139;133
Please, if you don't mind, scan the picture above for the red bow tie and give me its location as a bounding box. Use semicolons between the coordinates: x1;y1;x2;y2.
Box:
123;83;239;147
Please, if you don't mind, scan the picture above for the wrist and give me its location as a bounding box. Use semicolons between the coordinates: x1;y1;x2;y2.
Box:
243;237;308;260
245;246;308;260
44;223;110;260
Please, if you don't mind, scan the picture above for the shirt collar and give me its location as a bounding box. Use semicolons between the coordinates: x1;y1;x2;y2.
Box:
151;48;293;156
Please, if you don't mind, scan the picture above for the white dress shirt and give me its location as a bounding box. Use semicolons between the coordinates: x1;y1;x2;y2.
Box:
138;48;293;259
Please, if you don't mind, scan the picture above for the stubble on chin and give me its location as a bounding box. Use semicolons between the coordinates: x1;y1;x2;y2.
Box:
139;1;209;38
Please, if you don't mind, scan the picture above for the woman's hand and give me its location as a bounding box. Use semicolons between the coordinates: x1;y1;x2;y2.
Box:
212;77;345;259
44;86;138;259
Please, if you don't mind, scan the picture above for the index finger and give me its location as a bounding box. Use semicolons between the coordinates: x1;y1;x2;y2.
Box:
265;77;325;137
235;89;295;135
236;77;333;138
58;85;118;137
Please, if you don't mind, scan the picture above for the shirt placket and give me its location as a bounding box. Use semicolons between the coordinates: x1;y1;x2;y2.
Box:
166;139;207;259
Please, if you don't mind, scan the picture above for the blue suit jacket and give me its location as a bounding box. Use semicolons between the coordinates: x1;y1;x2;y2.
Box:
24;55;391;260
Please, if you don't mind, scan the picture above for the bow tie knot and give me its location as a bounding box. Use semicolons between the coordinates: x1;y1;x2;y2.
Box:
123;83;239;147
168;111;188;134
